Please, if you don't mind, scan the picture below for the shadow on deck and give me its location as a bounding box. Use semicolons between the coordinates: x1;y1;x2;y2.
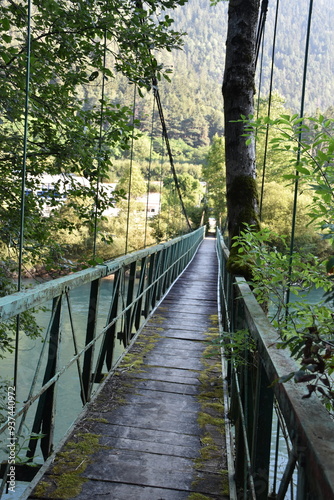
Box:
27;237;229;500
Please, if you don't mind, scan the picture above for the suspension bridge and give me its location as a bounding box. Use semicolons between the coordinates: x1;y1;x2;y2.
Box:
24;235;230;499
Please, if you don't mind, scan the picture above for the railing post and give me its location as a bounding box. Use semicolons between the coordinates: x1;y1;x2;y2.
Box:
94;269;121;381
124;261;137;344
232;374;246;492
181;237;187;270
166;246;173;291
232;281;257;496
171;241;180;282
134;257;148;330
251;359;274;499
231;288;246;492
160;246;169;295
82;278;100;402
156;248;167;301
27;295;63;461
296;453;307;500
151;250;163;307
143;252;156;317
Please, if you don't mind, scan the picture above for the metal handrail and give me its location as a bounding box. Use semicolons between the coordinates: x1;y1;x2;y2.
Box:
216;229;334;500
0;232;203;322
0;227;205;482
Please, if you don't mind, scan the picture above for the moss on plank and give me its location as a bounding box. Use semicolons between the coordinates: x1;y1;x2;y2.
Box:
190;316;229;498
85;417;109;424
33;433;104;499
119;331;161;373
187;494;213;500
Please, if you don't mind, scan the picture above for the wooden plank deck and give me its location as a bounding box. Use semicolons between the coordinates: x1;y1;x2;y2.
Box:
28;236;229;500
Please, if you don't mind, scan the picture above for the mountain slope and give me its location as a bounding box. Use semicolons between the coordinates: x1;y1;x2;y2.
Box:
167;0;334;114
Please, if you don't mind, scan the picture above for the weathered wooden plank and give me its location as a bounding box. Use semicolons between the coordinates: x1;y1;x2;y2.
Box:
155;329;208;340
94;423;201;448
161;302;218;313
84;449;196;489
143;352;204;369
150;318;210;332
159;311;217;319
131;378;199;395
125;389;201;411
100;435;199;458
72;482;190;500
147;339;205;354
152;337;205;351
149;346;204;358
89;408;201;434
129;366;200;385
164;292;217;301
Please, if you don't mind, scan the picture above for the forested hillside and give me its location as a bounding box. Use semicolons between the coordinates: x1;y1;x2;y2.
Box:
167;0;334;114
117;0;334;151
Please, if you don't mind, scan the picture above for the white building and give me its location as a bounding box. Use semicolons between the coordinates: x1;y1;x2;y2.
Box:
135;192;161;217
33;174;160;218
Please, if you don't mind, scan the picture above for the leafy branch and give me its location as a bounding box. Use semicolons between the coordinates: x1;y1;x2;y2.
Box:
233;225;334;414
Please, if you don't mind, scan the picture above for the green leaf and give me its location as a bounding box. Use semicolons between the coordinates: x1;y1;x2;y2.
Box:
295;165;310;175
89;71;99;81
2;34;11;43
87;257;104;266
317;150;330;163
1;18;10;30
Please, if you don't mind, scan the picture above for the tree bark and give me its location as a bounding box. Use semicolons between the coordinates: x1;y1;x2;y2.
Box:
222;0;260;275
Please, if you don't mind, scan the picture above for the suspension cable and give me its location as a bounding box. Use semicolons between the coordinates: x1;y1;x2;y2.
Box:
255;0;269;68
255;14;265;170
1;2;33;496
133;0;192;232
17;2;32;294
93;29;107;258
125;83;138;255
158;130;164;235
256;31;265;122
153;81;192;231
286;0;314;306
14;0;32;388
144;95;156;248
259;0;280;220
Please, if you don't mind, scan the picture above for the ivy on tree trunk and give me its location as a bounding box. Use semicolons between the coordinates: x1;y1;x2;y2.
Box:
222;0;260;277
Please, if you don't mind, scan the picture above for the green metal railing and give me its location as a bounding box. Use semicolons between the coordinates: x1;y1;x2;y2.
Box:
216;229;334;500
0;227;204;490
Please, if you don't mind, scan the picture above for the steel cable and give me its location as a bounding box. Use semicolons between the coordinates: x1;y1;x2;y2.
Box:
93;29;107;259
259;0;280;220
286;0;314;307
125;83;138;255
144;95;156;248
153;82;192;231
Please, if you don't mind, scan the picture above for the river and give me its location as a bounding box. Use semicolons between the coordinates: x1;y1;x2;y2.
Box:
0;278;125;468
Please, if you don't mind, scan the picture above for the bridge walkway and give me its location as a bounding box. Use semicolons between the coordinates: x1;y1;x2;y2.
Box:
28;236;229;500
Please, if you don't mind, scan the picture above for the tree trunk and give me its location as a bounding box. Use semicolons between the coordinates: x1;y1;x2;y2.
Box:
222;0;260;276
